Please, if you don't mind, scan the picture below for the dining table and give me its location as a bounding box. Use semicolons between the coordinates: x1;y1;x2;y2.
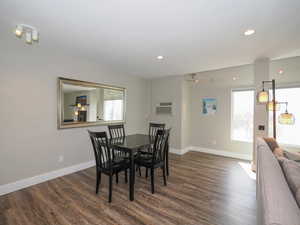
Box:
109;134;153;201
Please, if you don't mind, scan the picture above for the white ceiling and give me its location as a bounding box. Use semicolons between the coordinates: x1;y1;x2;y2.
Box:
1;0;300;78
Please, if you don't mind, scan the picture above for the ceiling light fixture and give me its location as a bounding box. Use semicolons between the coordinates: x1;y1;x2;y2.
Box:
14;24;39;44
233;77;237;81
157;55;164;60
244;29;255;36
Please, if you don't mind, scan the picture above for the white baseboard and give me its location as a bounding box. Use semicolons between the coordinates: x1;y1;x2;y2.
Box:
190;146;252;161
170;146;251;161
170;147;190;155
0;160;95;196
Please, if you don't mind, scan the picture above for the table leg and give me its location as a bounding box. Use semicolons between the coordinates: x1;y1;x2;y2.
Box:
129;151;135;201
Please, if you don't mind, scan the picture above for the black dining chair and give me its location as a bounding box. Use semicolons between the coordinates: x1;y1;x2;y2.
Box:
149;123;166;137
108;124;125;139
108;124;129;183
135;129;170;194
140;123;166;177
108;124;143;178
88;130;129;203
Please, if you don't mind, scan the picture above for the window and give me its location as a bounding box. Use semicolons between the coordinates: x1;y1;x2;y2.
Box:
104;100;123;121
231;90;254;142
103;88;124;121
269;87;300;146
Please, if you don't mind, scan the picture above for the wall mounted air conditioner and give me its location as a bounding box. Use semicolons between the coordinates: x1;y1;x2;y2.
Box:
156;102;172;115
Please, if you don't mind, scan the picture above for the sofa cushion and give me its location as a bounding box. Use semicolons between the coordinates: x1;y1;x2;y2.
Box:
284;151;300;162
281;158;300;208
263;137;279;152
274;147;284;158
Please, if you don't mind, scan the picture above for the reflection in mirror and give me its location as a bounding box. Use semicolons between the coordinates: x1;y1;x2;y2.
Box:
58;78;125;129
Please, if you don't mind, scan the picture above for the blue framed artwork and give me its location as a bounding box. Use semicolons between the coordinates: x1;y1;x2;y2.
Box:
202;98;217;115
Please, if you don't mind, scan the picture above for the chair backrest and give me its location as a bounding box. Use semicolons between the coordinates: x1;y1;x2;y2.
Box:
152;129;171;163
149;123;165;137
108;124;125;139
88;130;112;170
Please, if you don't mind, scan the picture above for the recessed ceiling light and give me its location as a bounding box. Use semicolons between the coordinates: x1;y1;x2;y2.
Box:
157;55;164;60
244;29;255;36
278;69;284;75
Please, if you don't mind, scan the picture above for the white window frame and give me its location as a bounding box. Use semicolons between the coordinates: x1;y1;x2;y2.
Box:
231;88;255;143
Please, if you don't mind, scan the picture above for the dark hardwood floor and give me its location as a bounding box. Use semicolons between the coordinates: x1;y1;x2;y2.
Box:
0;152;256;225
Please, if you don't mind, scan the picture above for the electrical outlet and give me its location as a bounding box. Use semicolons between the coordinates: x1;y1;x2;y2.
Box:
58;155;64;163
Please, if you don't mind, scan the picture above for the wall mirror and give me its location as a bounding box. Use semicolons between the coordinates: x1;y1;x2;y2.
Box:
58;77;126;129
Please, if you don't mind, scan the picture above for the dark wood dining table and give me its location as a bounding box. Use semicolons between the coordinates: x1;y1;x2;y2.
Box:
109;134;153;201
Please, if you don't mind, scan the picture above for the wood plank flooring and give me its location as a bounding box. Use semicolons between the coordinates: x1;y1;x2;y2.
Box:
0;152;257;225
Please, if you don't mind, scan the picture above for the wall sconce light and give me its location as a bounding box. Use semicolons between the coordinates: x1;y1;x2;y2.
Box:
14;24;39;44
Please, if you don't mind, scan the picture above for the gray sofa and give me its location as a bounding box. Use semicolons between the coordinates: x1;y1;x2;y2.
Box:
256;137;300;225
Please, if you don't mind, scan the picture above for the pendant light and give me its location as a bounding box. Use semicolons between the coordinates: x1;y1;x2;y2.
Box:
278;103;295;125
278;112;295;125
257;82;269;103
267;101;281;111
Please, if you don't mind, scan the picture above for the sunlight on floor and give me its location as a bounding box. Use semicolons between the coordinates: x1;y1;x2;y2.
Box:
238;162;256;180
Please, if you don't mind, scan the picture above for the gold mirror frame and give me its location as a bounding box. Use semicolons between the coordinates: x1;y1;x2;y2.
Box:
57;77;126;129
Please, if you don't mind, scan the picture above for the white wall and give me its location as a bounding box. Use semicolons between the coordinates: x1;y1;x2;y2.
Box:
0;42;149;185
190;65;254;158
181;81;191;149
148;76;184;149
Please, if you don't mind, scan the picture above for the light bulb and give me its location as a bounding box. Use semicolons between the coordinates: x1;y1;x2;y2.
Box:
15;25;23;37
32;30;39;42
25;31;32;44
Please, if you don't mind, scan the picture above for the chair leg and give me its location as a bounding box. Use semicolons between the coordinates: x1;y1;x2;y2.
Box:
151;168;155;194
146;168;148;178
162;166;167;186
166;147;169;176
116;172;119;184
125;169;128;183
96;171;101;194
109;175;113;203
138;167;142;177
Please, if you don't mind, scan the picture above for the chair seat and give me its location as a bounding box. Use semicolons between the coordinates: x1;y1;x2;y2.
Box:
99;158;130;174
135;155;163;168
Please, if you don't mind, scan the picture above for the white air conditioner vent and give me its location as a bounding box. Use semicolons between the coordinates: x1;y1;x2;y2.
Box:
156;102;172;115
